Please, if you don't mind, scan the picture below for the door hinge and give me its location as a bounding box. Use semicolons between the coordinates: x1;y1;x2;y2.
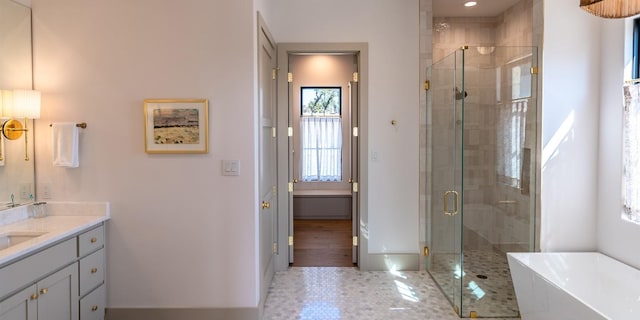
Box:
530;66;539;75
424;80;430;91
273;242;278;253
288;182;293;192
423;246;430;257
352;127;359;137
352;182;359;193
287;72;293;83
353;236;358;246
288;236;294;246
288;127;293;137
272;68;277;80
352;72;359;82
272;127;276;138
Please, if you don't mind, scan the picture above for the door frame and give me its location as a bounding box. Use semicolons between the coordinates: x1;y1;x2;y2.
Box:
274;43;369;271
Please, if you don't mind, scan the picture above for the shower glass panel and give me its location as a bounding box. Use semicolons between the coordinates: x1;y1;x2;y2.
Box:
426;46;537;318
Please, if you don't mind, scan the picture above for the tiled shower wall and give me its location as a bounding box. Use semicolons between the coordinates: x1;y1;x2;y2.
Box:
420;0;542;258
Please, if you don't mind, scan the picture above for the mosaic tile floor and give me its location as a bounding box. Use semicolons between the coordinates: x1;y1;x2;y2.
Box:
429;250;519;318
262;267;520;320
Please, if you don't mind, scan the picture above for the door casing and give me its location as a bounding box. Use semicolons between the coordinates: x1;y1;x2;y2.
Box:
274;43;369;271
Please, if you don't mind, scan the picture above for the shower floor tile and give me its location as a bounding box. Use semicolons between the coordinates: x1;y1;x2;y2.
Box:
429;249;519;318
262;267;520;320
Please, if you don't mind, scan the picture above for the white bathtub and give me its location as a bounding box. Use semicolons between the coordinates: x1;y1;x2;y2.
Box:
507;252;640;320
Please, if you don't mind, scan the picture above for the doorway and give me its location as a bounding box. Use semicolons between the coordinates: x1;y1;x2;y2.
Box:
289;54;355;267
275;43;367;271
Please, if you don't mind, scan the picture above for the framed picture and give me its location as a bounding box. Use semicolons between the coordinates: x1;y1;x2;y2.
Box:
143;99;208;154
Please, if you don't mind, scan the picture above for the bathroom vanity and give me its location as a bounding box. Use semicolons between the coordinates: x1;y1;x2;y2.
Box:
0;203;109;320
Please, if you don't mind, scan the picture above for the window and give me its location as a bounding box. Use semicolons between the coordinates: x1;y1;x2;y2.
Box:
300;87;342;182
624;19;640;223
496;59;531;189
623;84;640;223
496;100;527;188
633;18;640;80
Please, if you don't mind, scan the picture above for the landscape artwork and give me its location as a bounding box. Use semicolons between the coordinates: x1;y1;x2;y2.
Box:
144;99;209;154
153;108;199;145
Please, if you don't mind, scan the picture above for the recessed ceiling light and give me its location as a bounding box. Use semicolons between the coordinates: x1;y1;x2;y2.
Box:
464;1;477;7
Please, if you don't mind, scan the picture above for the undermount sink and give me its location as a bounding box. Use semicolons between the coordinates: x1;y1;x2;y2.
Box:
0;232;47;250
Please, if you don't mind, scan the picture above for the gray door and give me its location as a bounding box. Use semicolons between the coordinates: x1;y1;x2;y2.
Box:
258;13;277;303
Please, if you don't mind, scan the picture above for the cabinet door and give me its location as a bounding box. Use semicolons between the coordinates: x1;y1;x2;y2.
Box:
37;264;78;320
0;285;37;320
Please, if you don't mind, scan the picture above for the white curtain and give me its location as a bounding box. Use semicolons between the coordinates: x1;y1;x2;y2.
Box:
301;116;342;182
623;83;640;223
496;99;528;188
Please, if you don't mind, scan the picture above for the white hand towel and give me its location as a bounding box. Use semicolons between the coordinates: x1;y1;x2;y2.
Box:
52;123;79;167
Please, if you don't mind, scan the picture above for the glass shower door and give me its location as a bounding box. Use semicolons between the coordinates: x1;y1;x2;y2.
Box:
426;48;465;315
426;45;537;318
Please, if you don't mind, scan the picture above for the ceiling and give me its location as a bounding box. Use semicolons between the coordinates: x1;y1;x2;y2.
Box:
433;0;523;17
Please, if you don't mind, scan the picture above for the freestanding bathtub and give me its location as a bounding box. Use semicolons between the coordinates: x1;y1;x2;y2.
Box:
507;252;640;320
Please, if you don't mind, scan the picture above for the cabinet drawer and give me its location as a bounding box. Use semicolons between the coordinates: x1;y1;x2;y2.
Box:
0;238;76;300
79;249;104;296
80;285;105;320
78;226;104;258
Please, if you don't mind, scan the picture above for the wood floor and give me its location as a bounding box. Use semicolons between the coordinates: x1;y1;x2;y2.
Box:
292;219;354;267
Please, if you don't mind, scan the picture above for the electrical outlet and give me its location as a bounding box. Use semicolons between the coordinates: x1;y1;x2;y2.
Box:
19;183;31;199
40;183;52;199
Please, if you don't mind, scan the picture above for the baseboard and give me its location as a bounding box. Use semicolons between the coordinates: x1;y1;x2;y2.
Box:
105;307;259;320
360;253;420;271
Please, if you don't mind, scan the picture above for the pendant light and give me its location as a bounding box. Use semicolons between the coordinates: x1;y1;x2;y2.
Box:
580;0;640;19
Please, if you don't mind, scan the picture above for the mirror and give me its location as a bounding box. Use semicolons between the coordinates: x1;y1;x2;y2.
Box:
0;0;35;209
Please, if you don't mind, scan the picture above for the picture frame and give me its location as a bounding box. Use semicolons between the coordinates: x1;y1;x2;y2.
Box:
143;99;208;154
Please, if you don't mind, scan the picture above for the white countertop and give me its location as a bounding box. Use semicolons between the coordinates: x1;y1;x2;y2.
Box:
0;202;110;267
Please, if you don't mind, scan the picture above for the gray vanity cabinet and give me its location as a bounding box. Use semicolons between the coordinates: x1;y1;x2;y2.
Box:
0;222;106;320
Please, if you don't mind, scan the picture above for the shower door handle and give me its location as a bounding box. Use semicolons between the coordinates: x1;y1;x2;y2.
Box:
443;190;459;216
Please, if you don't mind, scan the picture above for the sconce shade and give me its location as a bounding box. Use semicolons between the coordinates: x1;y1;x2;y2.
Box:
0;90;14;118
580;0;640;18
5;90;41;119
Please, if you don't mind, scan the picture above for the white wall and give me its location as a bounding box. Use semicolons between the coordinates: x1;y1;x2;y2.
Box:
597;18;640;269
540;0;600;251
269;0;420;254
31;0;260;308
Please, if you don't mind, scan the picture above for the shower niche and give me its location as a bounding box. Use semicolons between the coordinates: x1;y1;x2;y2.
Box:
425;45;538;318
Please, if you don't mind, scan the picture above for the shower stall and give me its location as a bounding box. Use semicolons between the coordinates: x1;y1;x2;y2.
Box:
425;46;537;318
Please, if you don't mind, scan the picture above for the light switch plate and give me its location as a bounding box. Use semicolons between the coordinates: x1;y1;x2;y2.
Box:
222;160;240;176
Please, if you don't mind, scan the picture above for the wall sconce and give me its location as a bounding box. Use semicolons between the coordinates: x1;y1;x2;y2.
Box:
580;0;640;19
1;89;41;161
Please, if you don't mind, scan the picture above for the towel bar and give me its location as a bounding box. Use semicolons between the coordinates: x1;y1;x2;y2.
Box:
49;122;87;128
